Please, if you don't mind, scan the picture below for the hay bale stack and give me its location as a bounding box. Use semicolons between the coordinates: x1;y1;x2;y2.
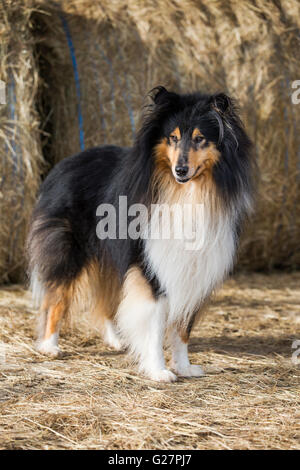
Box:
0;0;298;276
216;0;300;269
31;0;300;270
0;0;44;283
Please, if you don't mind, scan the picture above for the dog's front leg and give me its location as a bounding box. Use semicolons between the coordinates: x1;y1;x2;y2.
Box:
116;266;176;382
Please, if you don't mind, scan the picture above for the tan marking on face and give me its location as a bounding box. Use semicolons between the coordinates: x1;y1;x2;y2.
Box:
154;137;179;176
154;138;169;166
155;130;220;184
167;127;182;168
192;128;204;139
152;137;220;203
171;127;181;140
153;138;184;198
187;142;220;181
168;144;181;169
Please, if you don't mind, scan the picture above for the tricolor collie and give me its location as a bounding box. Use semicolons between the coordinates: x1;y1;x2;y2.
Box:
28;87;254;382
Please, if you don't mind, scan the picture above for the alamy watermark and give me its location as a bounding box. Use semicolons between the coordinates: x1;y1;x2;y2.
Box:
291;339;300;365
291;80;300;104
96;196;208;251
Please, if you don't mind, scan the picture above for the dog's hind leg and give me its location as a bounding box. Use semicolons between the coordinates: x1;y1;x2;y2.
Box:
36;286;70;357
116;265;176;382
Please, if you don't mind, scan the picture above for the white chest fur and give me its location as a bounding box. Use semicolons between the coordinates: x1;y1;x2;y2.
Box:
143;193;236;324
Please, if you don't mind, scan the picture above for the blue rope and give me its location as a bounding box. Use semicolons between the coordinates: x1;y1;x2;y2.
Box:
60;14;85;151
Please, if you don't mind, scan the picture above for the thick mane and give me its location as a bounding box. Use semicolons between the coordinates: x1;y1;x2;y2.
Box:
100;88;181;278
211;98;254;211
101;88;255;280
106;87;180;208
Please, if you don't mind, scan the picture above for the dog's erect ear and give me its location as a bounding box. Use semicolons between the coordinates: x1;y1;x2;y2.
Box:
211;93;234;115
150;86;170;104
209;93;238;146
150;86;180;108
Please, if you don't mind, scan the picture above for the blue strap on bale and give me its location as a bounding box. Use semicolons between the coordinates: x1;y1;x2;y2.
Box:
60;14;85;151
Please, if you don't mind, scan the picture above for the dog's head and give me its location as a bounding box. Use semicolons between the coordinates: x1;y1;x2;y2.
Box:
151;87;248;185
155;119;220;185
133;86;254;207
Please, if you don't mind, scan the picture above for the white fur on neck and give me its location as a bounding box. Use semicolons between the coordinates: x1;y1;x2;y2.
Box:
144;184;236;325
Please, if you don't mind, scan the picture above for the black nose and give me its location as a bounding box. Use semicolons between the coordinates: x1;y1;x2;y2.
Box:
175;165;189;177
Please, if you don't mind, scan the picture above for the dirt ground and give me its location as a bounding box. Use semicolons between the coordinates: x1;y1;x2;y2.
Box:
0;272;299;450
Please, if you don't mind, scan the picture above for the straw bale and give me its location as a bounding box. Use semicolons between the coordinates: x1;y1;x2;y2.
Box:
31;0;300;269
1;0;299;274
0;0;45;283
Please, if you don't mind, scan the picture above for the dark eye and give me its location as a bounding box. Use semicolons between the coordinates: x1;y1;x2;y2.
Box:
170;134;178;143
194;135;204;144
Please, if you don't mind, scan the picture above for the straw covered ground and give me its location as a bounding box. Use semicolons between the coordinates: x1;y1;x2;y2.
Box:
0;272;299;450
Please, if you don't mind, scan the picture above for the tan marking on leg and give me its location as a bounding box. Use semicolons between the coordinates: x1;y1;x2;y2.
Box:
178;325;190;344
121;265;154;303
43;287;70;340
177;301;209;343
37;285;70;357
63;259;121;328
87;263;121;335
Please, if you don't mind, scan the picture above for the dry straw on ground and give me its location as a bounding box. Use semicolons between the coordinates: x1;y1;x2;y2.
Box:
0;0;45;283
30;0;300;269
0;272;299;449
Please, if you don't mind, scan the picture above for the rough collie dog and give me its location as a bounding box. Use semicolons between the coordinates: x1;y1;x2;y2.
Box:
27;87;254;382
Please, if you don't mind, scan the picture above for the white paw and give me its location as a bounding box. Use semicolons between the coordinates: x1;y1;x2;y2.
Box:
146;369;177;383
36;336;61;357
103;321;123;351
104;336;123;351
171;363;205;377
